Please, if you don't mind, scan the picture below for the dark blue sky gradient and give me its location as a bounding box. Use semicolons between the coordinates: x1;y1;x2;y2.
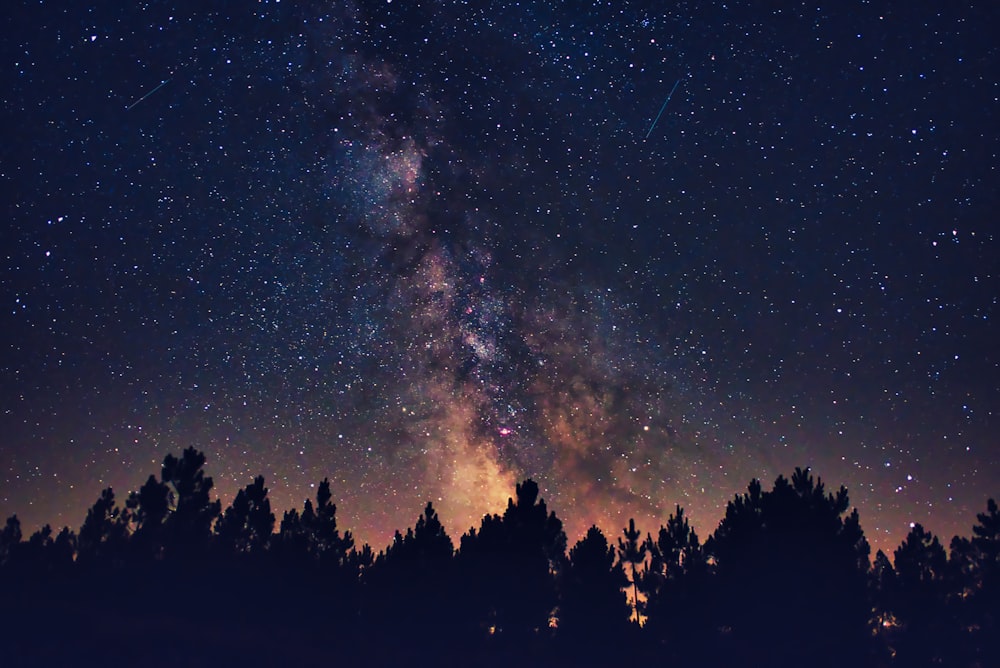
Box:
2;1;997;556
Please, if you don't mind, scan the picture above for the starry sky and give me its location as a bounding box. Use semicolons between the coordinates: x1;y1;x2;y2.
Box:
2;1;997;557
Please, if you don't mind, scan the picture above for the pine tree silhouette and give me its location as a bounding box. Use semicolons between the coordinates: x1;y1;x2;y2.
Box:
22;524;53;574
6;453;998;667
705;468;872;667
0;515;21;568
160;447;222;558
215;475;274;556
457;479;566;647
969;498;1000;665
559;525;629;657
617;517;646;627
310;477;354;567
348;541;375;573
126;473;171;561
641;505;709;662
50;526;77;570
364;502;456;661
884;523;960;667
269;477;359;641
870;547;898;662
78;487;130;567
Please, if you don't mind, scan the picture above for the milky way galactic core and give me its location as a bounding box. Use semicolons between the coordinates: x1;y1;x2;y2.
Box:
2;2;997;556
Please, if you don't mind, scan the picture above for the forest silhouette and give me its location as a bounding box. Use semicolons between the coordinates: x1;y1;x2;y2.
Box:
0;448;997;667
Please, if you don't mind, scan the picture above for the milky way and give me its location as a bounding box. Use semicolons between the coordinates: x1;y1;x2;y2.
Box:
2;1;997;556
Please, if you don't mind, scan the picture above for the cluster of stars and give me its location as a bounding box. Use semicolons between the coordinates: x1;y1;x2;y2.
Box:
0;2;996;558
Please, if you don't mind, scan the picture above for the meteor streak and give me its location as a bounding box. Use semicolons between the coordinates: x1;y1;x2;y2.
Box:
645;78;681;140
125;79;170;111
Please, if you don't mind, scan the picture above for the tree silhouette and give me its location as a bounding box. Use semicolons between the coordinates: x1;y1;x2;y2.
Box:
275;478;354;569
457;479;566;645
268;477;359;639
968;498;1000;665
347;541;375;573
4;454;998;666
1;524;75;580
21;524;53;574
50;526;77;569
215;475;274;556
559;525;629;653
121;449;222;563
641;505;709;661
705;468;872;667
870;547;898;658
881;523;962;667
972;498;1000;567
386;501;454;565
617;517;646;627
364;502;456;659
934;499;1000;668
126;474;171;561
78;487;130;567
310;477;354;567
160;447;222;557
0;515;21;568
276;505;309;561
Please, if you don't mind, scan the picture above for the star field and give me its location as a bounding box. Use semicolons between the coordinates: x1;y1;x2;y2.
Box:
2;1;998;556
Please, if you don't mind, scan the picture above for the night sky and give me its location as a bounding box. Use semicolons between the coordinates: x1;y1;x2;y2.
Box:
2;1;997;557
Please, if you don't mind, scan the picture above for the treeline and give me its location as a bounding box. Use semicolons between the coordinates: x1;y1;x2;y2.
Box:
0;448;997;667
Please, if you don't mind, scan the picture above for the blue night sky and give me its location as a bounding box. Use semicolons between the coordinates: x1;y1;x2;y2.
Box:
2;1;997;556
